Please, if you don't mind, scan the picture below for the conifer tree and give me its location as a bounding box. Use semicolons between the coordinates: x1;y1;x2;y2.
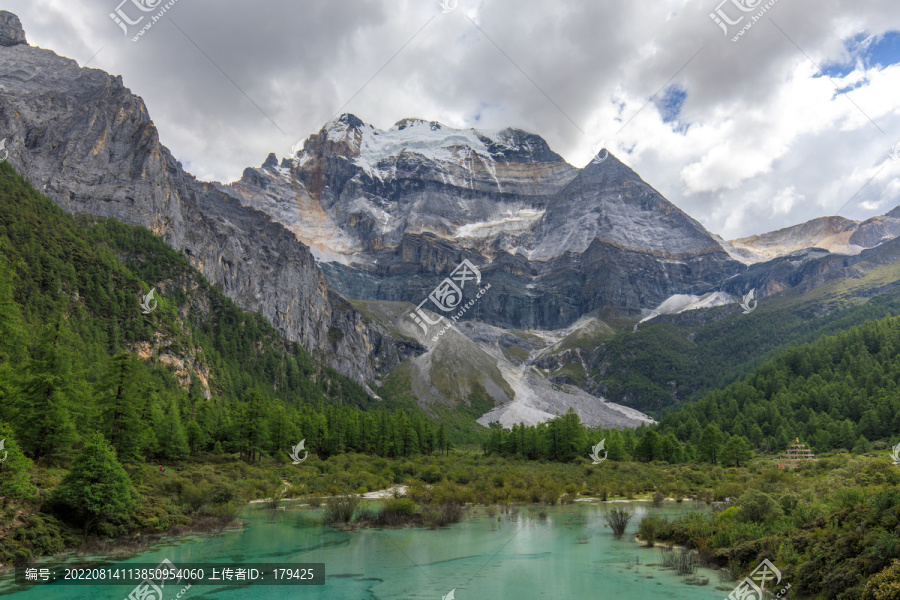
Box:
721;435;753;467
52;432;136;537
156;397;189;460
97;352;144;462
18;318;79;465
698;423;724;464
0;423;36;499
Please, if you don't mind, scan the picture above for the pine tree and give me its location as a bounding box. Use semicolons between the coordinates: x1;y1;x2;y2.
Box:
266;404;290;461
51;432;136;537
634;429;662;462
156;397;189;460
661;433;683;463
0;423;36;499
18;318;79;466
698;423;724;464
606;433;627;461
437;423;449;456
239;388;269;462
185;419;208;456
96;352;144;462
138;384;161;458
721;435;752;467
0;256;26;365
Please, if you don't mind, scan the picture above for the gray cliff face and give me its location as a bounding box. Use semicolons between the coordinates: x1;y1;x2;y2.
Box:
231;115;742;329
723;211;900;265
0;11;26;47
0;31;412;383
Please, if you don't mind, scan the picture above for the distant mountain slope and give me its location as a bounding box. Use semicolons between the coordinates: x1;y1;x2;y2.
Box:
658;312;900;453
231;113;741;330
539;235;900;414
346;300;654;428
0;16;415;385
720;209;900;265
0;160;375;411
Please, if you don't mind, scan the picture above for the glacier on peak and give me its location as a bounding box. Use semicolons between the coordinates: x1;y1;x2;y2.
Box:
291;114;527;181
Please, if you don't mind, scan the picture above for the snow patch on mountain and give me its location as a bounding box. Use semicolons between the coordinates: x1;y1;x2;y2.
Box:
639;291;733;323
300;117;520;185
455;207;545;239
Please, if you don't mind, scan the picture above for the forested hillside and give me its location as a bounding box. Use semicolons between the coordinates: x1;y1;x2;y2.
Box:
0;161;455;561
656;315;900;454
589;290;900;413
0;160;456;466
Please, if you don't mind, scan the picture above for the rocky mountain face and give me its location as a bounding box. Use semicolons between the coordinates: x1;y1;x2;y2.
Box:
230;115;743;329
720;209;900;265
7;9;900;424
0;12;418;384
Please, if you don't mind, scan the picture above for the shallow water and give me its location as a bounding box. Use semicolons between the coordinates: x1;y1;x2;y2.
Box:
1;501;728;599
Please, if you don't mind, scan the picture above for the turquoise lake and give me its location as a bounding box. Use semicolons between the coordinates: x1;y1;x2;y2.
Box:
1;501;730;599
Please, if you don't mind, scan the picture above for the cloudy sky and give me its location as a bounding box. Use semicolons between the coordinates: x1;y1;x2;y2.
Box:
6;0;900;239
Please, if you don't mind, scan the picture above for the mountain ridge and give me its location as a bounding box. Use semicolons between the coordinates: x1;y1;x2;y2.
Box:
0;18;417;385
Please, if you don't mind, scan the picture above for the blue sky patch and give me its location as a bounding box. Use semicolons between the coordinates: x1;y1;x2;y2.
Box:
655;85;686;124
820;30;900;79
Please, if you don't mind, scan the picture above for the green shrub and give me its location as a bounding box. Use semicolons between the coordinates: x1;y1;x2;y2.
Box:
383;497;418;517
638;515;666;547
323;495;360;524
604;506;633;539
779;493;799;515
736;490;782;524
422;503;465;528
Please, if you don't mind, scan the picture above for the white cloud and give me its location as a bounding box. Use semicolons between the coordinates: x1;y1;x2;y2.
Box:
2;0;899;238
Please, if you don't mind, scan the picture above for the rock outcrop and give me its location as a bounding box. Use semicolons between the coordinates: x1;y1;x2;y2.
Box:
0;11;26;47
230;115;742;330
0;17;415;383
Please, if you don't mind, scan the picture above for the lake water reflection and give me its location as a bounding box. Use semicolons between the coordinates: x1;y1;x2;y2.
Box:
1;501;730;599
